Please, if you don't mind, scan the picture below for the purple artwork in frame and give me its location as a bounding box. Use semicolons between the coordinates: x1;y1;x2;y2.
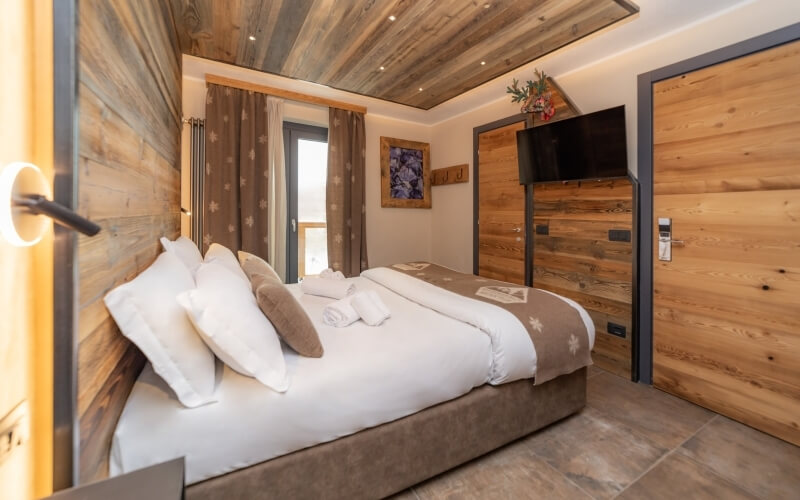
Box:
380;136;431;209
389;146;424;199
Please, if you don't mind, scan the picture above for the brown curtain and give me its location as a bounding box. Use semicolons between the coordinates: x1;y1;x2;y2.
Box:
326;108;367;277
204;84;270;259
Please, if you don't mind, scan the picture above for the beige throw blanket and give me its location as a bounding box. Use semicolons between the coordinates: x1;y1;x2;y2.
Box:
388;263;592;384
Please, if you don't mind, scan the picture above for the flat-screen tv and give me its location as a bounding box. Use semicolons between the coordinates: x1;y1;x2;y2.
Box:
517;105;628;184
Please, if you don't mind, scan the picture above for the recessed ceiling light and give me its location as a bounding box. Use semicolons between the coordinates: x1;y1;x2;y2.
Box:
248;35;256;41
388;15;396;21
380;66;385;71
480;61;486;65
418;87;423;92
484;3;491;8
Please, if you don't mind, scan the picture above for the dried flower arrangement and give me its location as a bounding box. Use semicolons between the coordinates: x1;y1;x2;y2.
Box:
506;69;555;121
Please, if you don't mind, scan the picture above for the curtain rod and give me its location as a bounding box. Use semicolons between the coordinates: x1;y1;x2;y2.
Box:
205;74;368;115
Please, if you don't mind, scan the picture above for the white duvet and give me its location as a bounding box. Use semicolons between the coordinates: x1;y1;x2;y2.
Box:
361;267;595;384
111;273;594;485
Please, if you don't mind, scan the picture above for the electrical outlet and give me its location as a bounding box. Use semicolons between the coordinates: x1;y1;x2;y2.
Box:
607;322;627;338
0;400;29;466
608;229;631;242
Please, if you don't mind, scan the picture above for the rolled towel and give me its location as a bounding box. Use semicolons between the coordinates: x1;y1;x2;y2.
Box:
320;268;346;280
351;290;391;326
322;297;360;328
301;276;355;299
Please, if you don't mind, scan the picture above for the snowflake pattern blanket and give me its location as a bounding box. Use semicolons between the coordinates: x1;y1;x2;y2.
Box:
361;263;593;385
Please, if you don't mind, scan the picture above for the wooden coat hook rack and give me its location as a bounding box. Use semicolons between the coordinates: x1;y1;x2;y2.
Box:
431;164;468;186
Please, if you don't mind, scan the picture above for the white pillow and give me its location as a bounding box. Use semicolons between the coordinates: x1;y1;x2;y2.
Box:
204;243;249;284
177;260;290;392
160;236;203;276
104;252;216;407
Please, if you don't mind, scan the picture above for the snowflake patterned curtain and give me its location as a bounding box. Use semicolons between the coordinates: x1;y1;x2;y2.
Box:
204;83;277;271
326;108;368;277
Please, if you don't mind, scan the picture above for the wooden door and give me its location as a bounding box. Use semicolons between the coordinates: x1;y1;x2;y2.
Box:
652;40;800;445
477;121;526;284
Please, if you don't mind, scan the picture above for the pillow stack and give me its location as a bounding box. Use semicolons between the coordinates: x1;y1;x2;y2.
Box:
103;236;323;408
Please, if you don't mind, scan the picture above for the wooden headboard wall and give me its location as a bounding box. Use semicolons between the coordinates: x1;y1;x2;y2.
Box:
532;179;634;377
76;0;182;482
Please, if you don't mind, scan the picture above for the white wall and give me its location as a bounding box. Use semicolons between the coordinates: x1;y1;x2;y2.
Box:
180;67;433;268
364;115;432;267
429;0;800;271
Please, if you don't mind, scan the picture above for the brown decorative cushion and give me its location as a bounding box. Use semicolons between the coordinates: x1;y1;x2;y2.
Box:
238;250;282;287
255;281;324;358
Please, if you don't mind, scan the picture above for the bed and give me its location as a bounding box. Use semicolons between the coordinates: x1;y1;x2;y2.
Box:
110;263;594;499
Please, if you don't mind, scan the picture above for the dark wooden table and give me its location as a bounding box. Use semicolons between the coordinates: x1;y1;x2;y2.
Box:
43;458;184;500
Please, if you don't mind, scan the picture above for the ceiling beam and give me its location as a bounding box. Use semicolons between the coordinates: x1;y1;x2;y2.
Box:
205;74;368;115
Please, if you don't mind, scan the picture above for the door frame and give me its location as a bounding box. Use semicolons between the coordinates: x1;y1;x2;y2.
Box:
283;121;328;283
53;0;79;489
635;22;800;384
472;113;533;284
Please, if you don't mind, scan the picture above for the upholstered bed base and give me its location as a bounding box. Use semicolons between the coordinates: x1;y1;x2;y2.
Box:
186;367;586;499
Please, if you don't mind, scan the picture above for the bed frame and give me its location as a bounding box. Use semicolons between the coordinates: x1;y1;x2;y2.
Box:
59;2;592;492
186;368;586;499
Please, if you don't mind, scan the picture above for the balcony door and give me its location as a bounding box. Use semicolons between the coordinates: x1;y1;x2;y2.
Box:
284;122;329;283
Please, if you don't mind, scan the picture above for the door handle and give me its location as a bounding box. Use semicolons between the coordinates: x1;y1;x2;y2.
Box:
658;217;685;261
291;219;297;233
511;227;521;233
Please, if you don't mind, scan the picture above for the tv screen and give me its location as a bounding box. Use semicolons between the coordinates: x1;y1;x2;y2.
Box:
517;105;628;184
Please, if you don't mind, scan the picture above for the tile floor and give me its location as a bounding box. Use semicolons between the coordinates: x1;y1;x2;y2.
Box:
390;366;800;499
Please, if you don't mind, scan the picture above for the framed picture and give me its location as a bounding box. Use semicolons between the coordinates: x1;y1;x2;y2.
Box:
380;136;431;208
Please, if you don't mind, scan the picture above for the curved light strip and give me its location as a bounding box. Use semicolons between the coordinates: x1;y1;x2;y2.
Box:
0;162;50;247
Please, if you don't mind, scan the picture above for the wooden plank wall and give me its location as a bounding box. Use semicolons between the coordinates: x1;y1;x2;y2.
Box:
170;0;636;109
76;0;182;482
533;179;633;377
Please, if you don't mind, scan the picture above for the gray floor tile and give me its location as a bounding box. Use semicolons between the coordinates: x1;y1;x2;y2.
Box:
679;416;800;500
414;440;592;500
617;452;758;500
588;372;715;449
524;407;668;499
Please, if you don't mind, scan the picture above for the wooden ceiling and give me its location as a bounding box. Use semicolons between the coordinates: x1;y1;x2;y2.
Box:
171;0;638;110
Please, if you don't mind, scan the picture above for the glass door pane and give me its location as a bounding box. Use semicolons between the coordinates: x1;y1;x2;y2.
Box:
284;122;328;283
297;138;328;279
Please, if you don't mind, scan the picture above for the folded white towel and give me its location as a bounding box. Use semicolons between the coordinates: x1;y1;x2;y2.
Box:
301;276;355;299
320;268;346;280
322;297;360;328
351;290;391;326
